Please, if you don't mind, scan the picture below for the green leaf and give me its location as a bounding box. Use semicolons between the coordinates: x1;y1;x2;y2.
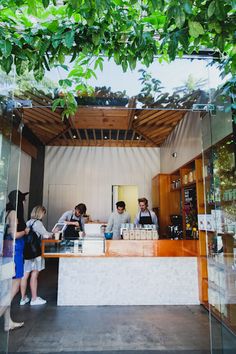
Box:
63;31;75;49
216;35;225;52
69;0;80;10
46;20;59;32
121;60;128;72
0;40;12;58
52;98;62;111
231;1;236;10
1;55;13;74
27;0;38;16
208;1;216;17
188;21;204;38
183;0;192;14
42;0;50;8
175;8;186;28
94;57;103;71
92;33;101;46
114;52;121;65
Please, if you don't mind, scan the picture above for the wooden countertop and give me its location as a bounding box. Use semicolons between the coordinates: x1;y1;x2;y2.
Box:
42;239;199;258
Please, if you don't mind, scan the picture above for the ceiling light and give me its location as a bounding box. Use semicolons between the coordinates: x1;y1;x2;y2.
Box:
136;136;139;140
134;115;138;120
73;135;76;139
104;136;107;139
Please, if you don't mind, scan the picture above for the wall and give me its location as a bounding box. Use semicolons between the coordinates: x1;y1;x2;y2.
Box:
160;112;202;173
43;146;160;230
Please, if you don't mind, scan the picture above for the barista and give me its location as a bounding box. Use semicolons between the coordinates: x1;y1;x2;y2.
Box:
58;203;87;239
134;197;158;227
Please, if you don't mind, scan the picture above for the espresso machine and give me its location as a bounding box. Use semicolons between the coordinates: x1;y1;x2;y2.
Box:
167;215;183;239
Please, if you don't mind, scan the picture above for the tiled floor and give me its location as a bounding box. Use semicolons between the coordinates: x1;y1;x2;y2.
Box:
2;259;230;354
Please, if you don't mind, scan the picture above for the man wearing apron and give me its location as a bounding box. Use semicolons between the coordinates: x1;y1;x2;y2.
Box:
134;197;158;227
58;203;87;239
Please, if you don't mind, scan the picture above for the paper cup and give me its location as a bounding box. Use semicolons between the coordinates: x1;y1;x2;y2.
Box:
54;232;60;240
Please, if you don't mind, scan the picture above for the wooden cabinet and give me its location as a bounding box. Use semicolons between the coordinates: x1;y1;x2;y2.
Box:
153;157;204;239
152;174;173;237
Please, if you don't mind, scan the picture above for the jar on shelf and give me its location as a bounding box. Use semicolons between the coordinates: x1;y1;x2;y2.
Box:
188;171;193;183
183;174;188;185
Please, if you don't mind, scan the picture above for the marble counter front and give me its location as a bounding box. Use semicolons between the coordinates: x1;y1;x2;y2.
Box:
57;257;199;306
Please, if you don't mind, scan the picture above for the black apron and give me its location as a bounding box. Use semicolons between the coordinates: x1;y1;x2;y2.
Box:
63;214;82;239
139;210;153;225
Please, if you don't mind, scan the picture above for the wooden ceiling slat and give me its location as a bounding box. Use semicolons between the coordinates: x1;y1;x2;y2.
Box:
76;129;81;140
136;110;184;129
84;129;89;141
48;139;154;147
30;123;63;136
148;127;173;138
134;110;165;126
24;106;62;121
138;111;185;134
133;127;157;146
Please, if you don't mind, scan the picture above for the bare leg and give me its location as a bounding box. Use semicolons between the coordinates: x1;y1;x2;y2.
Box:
20;272;30;300
11;278;20;301
5;279;24;331
30;270;39;300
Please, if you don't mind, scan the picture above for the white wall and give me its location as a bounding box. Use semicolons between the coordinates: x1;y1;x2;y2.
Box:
43;146;160;230
160;112;202;173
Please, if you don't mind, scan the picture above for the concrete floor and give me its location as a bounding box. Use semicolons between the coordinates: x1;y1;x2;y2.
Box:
3;259;216;354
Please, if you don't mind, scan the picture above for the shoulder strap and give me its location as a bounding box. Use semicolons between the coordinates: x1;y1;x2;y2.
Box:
5;210;11;223
30;219;38;229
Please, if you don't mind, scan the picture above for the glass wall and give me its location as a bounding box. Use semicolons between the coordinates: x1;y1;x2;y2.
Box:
201;92;236;353
0;96;22;353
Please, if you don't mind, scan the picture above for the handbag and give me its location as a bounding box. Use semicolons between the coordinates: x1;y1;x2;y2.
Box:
24;220;42;260
2;211;14;258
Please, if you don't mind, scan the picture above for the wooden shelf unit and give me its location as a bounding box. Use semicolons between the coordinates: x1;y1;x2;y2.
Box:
152;156;204;240
151;156;208;306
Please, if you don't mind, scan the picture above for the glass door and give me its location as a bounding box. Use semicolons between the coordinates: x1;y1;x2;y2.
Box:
201;93;236;353
0;96;22;353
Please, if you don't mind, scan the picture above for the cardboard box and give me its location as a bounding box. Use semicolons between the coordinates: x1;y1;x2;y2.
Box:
140;230;147;240
134;230;141;240
122;230;129;240
129;230;135;240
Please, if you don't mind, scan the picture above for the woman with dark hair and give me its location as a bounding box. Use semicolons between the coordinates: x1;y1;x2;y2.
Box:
4;190;29;330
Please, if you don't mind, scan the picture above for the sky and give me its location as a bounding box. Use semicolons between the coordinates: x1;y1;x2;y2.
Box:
46;56;225;98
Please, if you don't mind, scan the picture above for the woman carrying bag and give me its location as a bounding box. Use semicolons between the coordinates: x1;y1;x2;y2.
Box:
20;206;52;306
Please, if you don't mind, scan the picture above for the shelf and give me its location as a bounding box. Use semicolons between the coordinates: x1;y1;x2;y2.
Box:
182;181;196;188
170;187;181;192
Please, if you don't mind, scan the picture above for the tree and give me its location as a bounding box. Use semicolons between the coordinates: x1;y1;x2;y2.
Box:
0;0;235;116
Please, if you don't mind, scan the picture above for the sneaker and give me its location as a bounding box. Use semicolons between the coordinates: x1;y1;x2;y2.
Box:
30;297;47;306
5;320;24;331
20;296;30;306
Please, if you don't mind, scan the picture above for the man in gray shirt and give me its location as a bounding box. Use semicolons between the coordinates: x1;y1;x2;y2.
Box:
106;201;131;239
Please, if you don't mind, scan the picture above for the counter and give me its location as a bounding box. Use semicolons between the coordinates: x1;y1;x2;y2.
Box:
42;239;200;306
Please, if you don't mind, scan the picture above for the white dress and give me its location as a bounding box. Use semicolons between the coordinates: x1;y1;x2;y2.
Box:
24;219;52;273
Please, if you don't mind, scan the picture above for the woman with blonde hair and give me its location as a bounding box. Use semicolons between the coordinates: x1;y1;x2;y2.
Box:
20;206;52;306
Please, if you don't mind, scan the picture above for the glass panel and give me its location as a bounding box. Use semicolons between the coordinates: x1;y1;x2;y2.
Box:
0;96;22;352
201;92;236;353
46;56;225;110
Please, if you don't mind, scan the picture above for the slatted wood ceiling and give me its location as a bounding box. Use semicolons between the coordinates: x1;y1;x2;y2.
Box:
18;92;186;147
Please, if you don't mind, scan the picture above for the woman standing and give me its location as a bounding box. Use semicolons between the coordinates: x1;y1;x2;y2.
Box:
4;190;29;331
20;206;52;306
